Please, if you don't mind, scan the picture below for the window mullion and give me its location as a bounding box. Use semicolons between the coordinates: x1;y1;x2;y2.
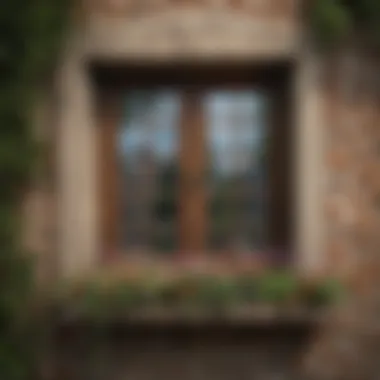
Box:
179;89;207;255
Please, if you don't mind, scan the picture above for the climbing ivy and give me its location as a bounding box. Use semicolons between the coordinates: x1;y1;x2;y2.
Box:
0;1;71;379
310;0;380;49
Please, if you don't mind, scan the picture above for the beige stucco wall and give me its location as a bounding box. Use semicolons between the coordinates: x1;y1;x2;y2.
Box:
56;34;99;278
84;8;298;62
294;51;325;275
26;0;328;279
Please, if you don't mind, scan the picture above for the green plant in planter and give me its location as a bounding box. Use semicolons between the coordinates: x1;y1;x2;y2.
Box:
71;283;109;320
235;275;260;304
106;281;149;314
302;278;345;309
58;273;344;322
67;280;149;320
255;272;300;306
138;276;168;307
157;277;195;309
194;276;240;312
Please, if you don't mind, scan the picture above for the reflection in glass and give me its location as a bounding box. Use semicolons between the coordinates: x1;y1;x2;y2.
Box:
117;91;180;252
204;91;269;251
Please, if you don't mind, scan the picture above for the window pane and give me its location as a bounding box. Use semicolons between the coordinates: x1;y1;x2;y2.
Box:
117;91;180;252
204;90;269;251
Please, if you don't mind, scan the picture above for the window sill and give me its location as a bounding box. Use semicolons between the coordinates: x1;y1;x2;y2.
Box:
50;252;342;332
99;249;292;279
57;305;327;324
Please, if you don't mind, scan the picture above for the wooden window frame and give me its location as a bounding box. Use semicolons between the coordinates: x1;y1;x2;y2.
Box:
94;63;294;263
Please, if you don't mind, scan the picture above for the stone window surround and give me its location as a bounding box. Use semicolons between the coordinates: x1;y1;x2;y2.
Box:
53;13;324;279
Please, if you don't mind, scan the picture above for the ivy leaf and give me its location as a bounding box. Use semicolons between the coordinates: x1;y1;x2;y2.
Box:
311;0;352;48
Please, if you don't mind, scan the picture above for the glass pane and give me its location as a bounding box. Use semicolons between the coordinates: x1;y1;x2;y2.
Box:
204;90;269;251
117;90;180;252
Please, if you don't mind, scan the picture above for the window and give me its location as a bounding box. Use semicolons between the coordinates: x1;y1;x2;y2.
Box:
205;91;269;251
95;65;293;260
118;91;180;252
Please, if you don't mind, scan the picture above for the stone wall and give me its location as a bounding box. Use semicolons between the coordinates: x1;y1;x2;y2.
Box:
299;54;380;380
322;54;380;278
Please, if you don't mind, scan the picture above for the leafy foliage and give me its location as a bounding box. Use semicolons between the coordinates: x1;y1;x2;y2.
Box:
310;0;380;49
255;271;299;305
0;0;71;378
300;278;346;309
310;0;352;48
53;272;344;321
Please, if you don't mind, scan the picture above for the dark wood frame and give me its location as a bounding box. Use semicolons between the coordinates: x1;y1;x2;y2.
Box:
93;63;294;262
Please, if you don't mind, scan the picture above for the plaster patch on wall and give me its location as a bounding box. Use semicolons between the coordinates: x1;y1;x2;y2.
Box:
85;9;299;61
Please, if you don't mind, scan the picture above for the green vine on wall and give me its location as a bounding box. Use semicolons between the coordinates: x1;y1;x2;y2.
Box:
0;1;71;379
310;0;380;49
